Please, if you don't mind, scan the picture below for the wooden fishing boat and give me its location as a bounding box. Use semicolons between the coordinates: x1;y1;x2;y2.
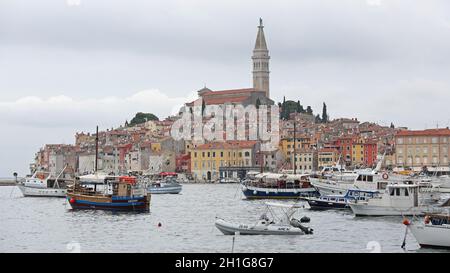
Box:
67;174;150;212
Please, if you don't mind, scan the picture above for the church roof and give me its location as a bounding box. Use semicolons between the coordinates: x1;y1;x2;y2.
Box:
186;88;266;106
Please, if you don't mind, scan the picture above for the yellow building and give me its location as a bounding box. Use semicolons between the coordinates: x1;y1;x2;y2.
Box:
191;141;258;181
279;137;311;162
352;143;365;165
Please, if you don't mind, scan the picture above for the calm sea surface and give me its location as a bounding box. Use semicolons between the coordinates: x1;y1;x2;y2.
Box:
0;184;448;253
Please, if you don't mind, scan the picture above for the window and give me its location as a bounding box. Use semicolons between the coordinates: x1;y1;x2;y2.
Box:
245;151;250;157
433;147;438;155
212;152;216;157
397;138;404;144
220;152;224;157
396;188;401;196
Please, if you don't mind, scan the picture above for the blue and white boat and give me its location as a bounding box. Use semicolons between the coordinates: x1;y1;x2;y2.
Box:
304;189;379;210
241;173;318;199
148;172;182;194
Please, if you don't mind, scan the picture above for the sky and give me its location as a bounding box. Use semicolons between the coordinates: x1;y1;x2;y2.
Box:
1;0;450;176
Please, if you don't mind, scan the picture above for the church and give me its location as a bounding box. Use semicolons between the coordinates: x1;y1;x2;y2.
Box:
186;19;274;108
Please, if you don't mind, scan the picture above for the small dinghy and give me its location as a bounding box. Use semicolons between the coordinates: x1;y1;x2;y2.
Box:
215;202;313;235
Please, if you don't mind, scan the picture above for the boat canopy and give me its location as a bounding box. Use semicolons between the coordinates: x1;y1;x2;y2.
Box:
257;173;285;180
284;174;309;180
78;173;111;184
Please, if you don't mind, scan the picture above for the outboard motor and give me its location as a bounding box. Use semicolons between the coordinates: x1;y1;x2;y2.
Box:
290;218;314;235
300;216;310;223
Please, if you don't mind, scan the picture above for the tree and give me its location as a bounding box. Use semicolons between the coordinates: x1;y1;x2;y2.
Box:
390;122;395;129
282;96;286;119
129;112;159;127
296;100;304;113
321;102;328;123
201;100;206;115
315;114;321;123
306;106;313;115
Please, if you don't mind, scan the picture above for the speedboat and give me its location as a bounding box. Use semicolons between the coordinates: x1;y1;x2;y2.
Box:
303;189;379;210
215;202;313;235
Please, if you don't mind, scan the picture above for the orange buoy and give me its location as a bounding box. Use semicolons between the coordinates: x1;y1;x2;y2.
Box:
69;198;76;204
402;219;410;226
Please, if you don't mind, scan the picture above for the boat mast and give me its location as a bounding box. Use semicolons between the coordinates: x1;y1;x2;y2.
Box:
95;126;99;173
293;120;297;174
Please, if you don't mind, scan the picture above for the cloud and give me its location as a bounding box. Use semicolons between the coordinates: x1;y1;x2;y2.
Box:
0;89;197;129
366;0;382;6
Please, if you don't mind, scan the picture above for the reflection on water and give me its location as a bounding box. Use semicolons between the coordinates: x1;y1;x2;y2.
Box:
0;184;448;253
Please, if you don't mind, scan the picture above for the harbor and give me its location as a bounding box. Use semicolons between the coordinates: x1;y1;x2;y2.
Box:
0;183;448;253
2;1;450;258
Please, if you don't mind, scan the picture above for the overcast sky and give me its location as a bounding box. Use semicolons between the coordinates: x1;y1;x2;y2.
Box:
1;0;450;176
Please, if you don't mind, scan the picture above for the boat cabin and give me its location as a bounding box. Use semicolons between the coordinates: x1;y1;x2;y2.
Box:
246;173;311;189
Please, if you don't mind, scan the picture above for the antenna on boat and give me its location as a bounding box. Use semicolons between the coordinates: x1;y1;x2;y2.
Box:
95;126;99;173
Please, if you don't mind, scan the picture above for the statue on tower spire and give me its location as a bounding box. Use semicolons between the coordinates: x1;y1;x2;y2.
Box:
259;17;263;27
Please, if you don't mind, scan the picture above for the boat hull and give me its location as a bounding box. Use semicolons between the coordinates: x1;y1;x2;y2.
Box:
349;203;425;216
305;197;349;210
409;223;450;248
17;184;66;197
67;193;150;212
242;185;318;199
310;179;353;196
215;219;305;235
148;185;182;194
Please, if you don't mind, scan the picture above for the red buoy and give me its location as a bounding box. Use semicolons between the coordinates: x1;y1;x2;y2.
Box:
69;198;76;204
402;219;410;226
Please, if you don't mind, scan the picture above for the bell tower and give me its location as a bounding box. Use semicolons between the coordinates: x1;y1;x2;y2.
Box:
252;18;270;98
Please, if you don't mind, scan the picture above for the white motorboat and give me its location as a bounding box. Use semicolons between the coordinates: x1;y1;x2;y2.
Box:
215;202;313;235
311;171;441;204
349;184;431;216
17;167;71;197
147;172;182;194
406;211;450;248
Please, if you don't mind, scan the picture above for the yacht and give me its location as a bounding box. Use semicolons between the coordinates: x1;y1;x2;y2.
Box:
17;167;71;197
349;184;430;216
